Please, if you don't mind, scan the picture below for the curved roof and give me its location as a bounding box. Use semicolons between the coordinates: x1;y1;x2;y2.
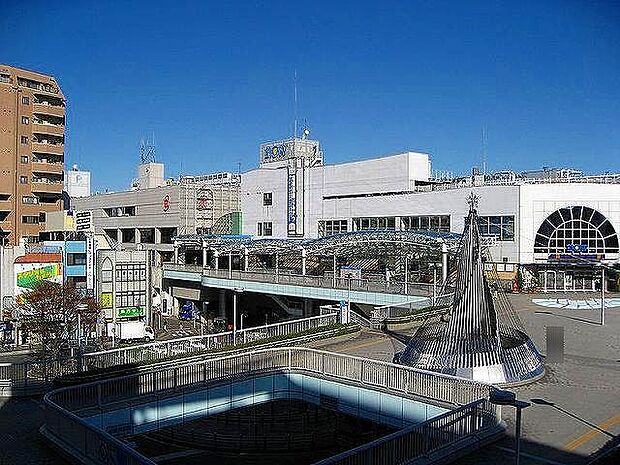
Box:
175;230;461;257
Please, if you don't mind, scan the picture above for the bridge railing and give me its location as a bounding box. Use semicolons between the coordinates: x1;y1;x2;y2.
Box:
44;347;499;465
314;398;498;465
82;312;339;370
164;263;434;297
0;313;339;392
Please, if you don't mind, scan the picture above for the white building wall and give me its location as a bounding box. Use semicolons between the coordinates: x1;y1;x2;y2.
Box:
518;183;620;264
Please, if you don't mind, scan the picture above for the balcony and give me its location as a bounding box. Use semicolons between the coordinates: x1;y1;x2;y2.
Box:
32;160;63;175
31;177;63;194
32;100;65;117
32;121;64;136
18;78;59;94
32;140;64;155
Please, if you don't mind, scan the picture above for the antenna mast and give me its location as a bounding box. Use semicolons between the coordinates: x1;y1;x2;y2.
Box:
140;134;156;164
482;125;488;176
294;69;298;139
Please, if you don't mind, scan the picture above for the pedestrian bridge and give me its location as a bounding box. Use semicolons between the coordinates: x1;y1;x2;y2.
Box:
164;264;435;307
43;348;504;465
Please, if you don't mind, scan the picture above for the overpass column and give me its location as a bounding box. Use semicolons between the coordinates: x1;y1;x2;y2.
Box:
213;250;219;270
173;240;179;264
201;241;207;267
219;289;226;317
243;246;249;271
332;255;337;287
404;255;409;294
275;253;279;283
228;252;233;279
441;241;448;284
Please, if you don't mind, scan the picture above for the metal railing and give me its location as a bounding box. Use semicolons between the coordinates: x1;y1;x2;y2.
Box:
44;347;499;465
0;314;339;392
82;312;338;370
315;398;498;465
165;263;434;297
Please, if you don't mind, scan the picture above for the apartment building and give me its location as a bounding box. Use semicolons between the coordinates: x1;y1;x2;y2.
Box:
0;64;65;245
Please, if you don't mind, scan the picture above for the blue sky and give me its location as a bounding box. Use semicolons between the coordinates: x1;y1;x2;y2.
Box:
2;0;619;191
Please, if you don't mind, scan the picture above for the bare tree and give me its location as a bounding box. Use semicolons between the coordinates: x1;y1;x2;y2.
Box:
17;281;101;358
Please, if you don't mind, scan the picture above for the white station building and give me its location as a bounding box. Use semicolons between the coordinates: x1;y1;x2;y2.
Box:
241;136;620;291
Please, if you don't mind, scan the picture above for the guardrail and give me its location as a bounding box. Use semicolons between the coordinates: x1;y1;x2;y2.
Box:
165;263;436;297
44;347;500;465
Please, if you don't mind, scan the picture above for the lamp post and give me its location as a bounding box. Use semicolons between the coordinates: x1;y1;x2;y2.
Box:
490;389;530;465
600;265;605;326
232;288;244;345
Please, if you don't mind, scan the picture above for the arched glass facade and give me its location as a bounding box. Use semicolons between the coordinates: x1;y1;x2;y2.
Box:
534;206;619;256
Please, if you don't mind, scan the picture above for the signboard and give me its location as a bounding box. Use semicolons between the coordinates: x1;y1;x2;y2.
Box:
100;292;113;309
566;244;588;254
86;234;94;291
16;264;62;290
117;307;145;318
287;158;304;237
162;194;170;212
74;211;93;232
259;138;322;166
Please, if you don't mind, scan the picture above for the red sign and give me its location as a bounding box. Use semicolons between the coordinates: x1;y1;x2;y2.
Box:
162;194;170;212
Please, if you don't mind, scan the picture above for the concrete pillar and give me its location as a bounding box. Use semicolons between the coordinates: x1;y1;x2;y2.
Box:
201;241;207;267
441;242;448;284
228;252;233;279
301;248;307;276
155;228;162;244
303;298;312;317
218;290;227;318
275;254;279;283
173;241;179;264
117;229;122;243
404;255;408;294
332;255;337;287
243;247;249;271
135;228;141;244
213;250;219;270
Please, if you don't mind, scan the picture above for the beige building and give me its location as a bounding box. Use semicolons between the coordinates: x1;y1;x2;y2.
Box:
0;64;65;245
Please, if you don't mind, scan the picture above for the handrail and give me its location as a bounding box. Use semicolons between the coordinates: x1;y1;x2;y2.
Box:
43;347;500;465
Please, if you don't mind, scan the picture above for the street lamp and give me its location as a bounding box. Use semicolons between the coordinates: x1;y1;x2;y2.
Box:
490;389;530;465
232;288;244;344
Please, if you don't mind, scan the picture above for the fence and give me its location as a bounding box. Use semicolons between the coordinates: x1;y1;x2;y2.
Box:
0;313;339;393
165;264;435;297
44;347;500;465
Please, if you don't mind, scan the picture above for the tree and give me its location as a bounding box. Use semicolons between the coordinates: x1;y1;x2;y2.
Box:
17;281;101;358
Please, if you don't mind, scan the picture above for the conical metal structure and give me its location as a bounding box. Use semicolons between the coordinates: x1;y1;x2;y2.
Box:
397;195;545;385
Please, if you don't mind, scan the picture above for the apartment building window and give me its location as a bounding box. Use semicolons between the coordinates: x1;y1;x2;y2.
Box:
352;216;396;231
22;196;39;205
22;116;29;125
20;136;28;144
318;220;348;237
263;192;273;206
402;215;450;232
19;176;28;184
20;156;29;164
121;228;136;243
22;215;39;224
38;212;46;223
477;215;515;241
22;96;29;105
257;222;273;236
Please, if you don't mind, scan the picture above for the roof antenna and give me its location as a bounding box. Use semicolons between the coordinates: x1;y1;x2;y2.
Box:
294;69;298;139
482;125;488;176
